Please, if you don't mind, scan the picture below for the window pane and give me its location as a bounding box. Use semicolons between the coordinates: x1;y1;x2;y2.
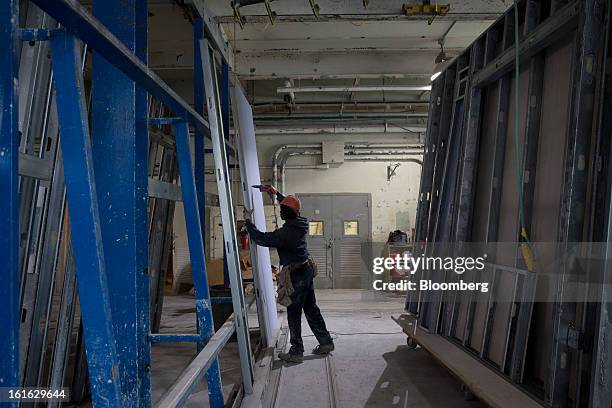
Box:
344;221;359;236
309;221;324;236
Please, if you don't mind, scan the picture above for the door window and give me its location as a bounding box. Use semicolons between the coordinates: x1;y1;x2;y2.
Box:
309;221;324;236
343;221;359;236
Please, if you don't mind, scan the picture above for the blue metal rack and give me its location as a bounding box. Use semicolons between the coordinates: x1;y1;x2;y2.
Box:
0;0;254;406
0;0;21;396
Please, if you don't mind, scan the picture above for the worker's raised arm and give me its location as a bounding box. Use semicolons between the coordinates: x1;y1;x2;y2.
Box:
244;219;286;248
255;185;285;204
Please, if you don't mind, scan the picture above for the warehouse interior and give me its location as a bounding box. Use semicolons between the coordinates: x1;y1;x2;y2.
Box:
2;0;612;407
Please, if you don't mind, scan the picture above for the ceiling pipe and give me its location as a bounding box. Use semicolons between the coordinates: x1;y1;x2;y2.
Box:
277;85;432;94
256;125;426;135
345;150;423;156
252;100;429;111
272;144;320;192
346;143;424;149
274;144;424;191
279;150;423;192
271;142;423;188
255;112;429;119
280;151;320;192
345;157;423;163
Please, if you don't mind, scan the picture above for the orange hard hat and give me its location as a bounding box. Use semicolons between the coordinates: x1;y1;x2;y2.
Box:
280;195;301;212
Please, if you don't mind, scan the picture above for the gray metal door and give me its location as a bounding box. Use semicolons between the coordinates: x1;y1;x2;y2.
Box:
298;194;333;288
331;194;370;288
298;193;371;289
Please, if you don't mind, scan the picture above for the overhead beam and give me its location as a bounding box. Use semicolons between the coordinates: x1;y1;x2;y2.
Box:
233;50;439;79
160;0;509;17
472;1;579;86
277;85;432;93
220;38;470;53
252;125;426;134
217;14;502;23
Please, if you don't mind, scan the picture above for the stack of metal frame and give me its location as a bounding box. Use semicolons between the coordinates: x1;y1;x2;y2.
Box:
1;0;269;406
405;0;612;406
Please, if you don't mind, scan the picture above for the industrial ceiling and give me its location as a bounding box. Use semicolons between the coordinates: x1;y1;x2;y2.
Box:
146;0;512;132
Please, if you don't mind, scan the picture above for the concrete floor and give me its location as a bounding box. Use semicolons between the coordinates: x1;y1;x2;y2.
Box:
151;290;485;408
151;294;247;406
273;290;485;408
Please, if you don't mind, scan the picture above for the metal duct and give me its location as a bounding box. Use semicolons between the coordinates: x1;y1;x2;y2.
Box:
271;142;424;188
277;149;423;191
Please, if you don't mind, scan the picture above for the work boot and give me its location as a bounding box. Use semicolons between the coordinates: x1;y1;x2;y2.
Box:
312;341;335;355
278;350;304;363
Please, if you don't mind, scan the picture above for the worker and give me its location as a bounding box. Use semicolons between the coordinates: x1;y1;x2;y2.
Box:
243;185;334;363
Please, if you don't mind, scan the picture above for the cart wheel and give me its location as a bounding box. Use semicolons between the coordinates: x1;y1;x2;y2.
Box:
406;337;418;349
461;384;476;401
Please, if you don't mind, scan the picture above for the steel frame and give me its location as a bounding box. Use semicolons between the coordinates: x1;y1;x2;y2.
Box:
507;0;545;383
200;38;255;394
2;0;256;406
549;0;607;405
0;0;20;394
406;1;612;406
587;2;612;405
51;30;124;405
172;119;224;405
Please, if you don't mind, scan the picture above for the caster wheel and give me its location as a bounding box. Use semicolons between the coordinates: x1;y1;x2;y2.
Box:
406;337;418;349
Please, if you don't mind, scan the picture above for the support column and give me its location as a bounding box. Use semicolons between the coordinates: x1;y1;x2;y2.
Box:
91;0;149;405
50;30;123;406
0;0;20;395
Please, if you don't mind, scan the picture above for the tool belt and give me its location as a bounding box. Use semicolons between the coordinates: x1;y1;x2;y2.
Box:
287;257;318;277
276;258;318;307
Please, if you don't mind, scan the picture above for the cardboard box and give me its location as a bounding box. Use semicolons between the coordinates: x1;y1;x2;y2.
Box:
205;258;226;287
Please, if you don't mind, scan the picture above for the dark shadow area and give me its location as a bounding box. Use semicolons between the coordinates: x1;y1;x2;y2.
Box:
363;345;486;408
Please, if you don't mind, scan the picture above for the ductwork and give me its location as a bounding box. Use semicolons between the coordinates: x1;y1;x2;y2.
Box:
274;144;424;192
255;125;427;135
277;85;432;93
272;144;320;191
271;142;424;189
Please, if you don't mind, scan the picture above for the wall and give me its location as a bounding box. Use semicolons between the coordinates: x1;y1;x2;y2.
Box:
251;133;422;242
175;132;422;279
164;77;425;242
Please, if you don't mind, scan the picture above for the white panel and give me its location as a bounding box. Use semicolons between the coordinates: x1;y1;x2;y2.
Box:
232;83;279;344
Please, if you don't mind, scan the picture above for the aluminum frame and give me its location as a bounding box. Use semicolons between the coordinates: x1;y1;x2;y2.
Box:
2;0;255;405
405;1;612;406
